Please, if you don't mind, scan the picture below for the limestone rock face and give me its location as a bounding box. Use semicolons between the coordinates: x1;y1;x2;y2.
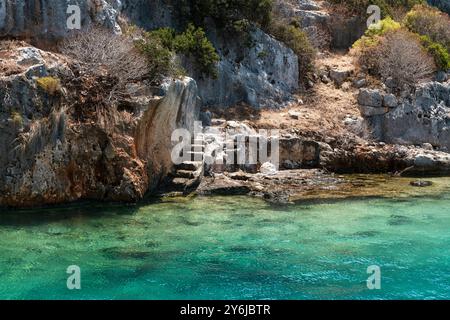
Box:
279;138;320;169
193;27;299;109
123;0;300;108
0;0;122;41
360;82;450;150
135;77;201;191
1;0;300;109
0;45;200;207
120;0;175;31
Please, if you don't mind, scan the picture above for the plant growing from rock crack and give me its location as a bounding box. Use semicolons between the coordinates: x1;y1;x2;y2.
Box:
36;77;61;96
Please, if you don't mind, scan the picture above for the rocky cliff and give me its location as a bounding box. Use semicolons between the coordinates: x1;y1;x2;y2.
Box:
358;82;450;151
0;0;299;109
192;27;299;109
0;43;199;207
125;0;300;108
0;0;122;41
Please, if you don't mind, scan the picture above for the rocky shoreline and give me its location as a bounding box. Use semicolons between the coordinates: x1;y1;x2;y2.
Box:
1;0;450;208
194;170;450;204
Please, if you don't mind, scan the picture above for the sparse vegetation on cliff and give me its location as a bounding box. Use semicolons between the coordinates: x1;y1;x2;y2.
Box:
352;3;450;89
60;27;151;100
328;0;425;18
268;20;316;77
178;0;273;30
404;4;450;70
376;29;435;89
174;0;317;81
354;28;436;90
142;24;220;78
36;77;61;96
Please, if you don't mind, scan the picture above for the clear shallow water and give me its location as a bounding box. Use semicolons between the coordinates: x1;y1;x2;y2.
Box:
1;192;450;300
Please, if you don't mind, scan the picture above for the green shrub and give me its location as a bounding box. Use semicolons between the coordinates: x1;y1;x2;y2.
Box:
135;33;182;80
420;35;450;70
268;22;316;78
145;24;220;78
366;16;402;37
174;24;220;78
353;16;401;48
146;28;177;50
179;0;273;30
404;4;450;52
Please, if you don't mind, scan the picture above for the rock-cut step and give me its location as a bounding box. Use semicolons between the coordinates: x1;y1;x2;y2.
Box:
176;161;203;171
166;161;205;194
171;170;196;179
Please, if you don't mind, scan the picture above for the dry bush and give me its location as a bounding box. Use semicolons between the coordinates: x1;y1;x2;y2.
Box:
376;30;435;90
60;26;148;99
0;40;22;50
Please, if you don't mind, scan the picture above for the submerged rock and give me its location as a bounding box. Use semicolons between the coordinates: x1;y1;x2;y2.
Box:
410;180;433;187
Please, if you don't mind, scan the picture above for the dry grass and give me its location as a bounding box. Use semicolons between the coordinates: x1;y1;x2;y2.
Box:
220;53;365;147
208;50;374;151
256;81;359;135
12;107;67;159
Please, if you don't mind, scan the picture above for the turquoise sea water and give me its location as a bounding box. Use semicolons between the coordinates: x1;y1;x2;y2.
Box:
1;189;450;299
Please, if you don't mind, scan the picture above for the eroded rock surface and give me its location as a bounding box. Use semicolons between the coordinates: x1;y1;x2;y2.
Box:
360;82;450;151
193;27;299;109
0;44;199;207
0;0;122;42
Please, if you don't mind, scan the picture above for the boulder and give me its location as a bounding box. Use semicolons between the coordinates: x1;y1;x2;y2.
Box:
353;78;366;88
435;71;448;83
414;154;436;167
383;94;398;108
384;77;396;89
200;111;212;127
260;162;278;175
358;89;383;107
329;69;350;86
288;110;301;120
358;105;389;117
410;180;433;187
17;47;44;66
